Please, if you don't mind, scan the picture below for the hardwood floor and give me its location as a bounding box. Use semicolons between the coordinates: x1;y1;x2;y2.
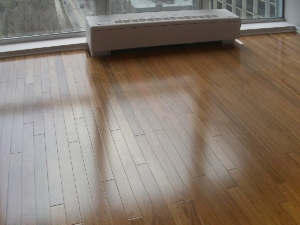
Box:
1;32;300;225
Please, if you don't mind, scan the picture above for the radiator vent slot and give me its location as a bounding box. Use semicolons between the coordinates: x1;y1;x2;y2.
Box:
97;15;220;25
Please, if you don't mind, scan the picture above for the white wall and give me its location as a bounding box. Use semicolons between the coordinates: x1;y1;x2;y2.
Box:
285;0;300;27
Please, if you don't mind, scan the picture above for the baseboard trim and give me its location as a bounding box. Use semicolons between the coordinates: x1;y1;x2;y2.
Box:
240;22;295;36
0;37;88;59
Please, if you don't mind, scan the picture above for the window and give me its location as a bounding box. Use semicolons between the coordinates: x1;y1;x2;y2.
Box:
109;0;284;20
226;5;232;11
0;0;284;42
0;0;94;40
110;0;196;14
211;0;284;19
247;0;253;13
217;2;223;8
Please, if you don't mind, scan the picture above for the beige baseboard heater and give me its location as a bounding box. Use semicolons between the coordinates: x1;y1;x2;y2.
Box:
86;9;241;56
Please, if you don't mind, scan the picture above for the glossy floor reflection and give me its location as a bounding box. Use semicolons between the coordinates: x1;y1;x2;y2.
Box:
1;32;300;225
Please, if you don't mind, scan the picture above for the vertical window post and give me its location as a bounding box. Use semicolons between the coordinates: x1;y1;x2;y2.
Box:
213;0;217;9
95;0;109;15
222;0;226;8
232;0;236;14
265;0;270;17
276;0;283;17
253;0;258;18
242;0;246;19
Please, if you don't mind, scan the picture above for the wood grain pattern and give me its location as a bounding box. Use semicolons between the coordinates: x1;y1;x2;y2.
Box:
54;54;69;97
0;58;10;82
61;52;84;119
1;33;300;225
23;83;34;124
51;82;82;225
101;128;141;219
61;96;79;142
17;56;26;79
43;92;64;206
111;130;152;223
0;82;7;161
103;179;130;225
129;100;154;133
50;204;67;225
228;169;296;224
75;117;113;225
179;200;205;225
69;141;98;225
34;134;51;225
33;76;44;135
101;60;144;136
6;60;17;107
32;55;41;77
136;134;184;204
22;123;36;225
25;55;34;84
75;82;114;181
97;68;146;165
158;117;204;177
0;59;4;81
41;54;51;93
11;78;25;154
88;72;120;131
136;164;177;225
47;53;59;84
6;153;22;225
145;131;190;201
0;103;14;225
281;201;300;224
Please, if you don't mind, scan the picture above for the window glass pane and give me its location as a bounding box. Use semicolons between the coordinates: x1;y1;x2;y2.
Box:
0;0;95;39
109;0;195;14
0;0;284;41
108;0;283;20
210;0;284;19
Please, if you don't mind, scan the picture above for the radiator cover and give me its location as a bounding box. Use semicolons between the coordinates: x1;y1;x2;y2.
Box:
86;9;241;56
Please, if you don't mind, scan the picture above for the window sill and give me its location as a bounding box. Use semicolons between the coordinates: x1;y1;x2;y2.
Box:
0;22;296;59
0;37;88;59
240;21;296;35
